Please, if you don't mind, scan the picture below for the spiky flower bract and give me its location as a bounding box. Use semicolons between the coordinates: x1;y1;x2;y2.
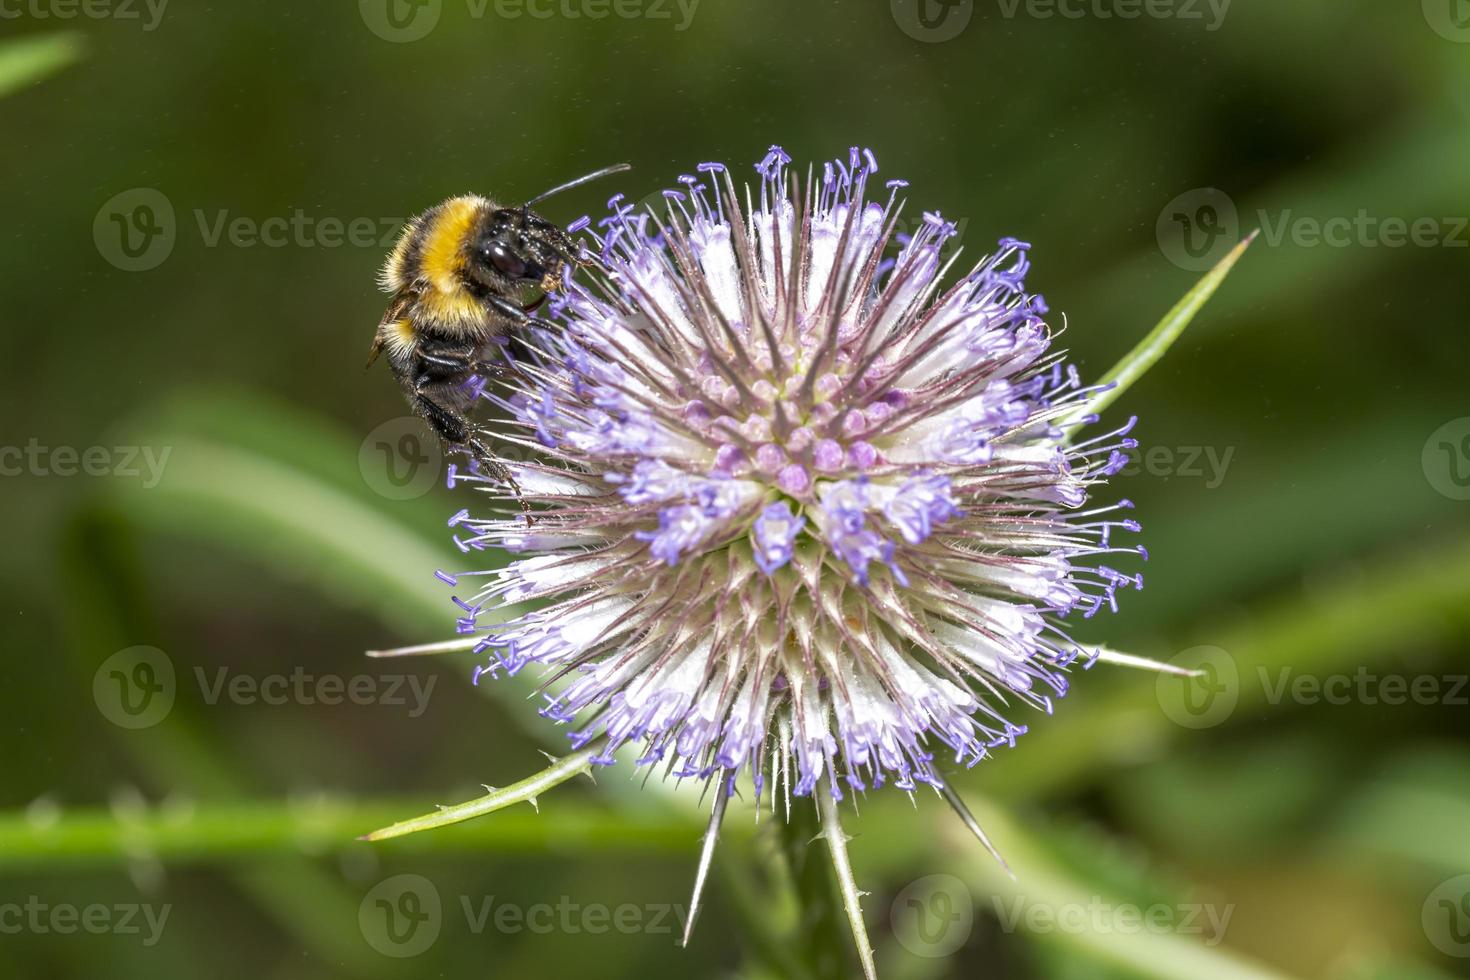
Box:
438;146;1146;808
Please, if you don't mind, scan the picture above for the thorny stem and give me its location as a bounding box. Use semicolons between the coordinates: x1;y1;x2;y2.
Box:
780;797;851;980
816;782;877;980
360;746;600;842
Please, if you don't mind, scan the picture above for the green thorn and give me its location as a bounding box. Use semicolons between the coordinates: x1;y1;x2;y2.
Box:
1070;229;1257;431
359;746;599;842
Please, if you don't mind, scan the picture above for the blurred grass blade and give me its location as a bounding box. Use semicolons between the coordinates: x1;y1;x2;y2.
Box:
56;507;395;976
1077;230;1257;424
0;33;84;97
106;390;543;720
1330;747;1470;875
946;800;1298;980
979;532;1470;802
107;390;685;806
120;436;456;633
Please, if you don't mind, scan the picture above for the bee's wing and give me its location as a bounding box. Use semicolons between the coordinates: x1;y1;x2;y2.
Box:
366;288;416;368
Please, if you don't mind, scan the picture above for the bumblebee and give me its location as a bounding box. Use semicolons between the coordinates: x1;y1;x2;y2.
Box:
369;163;629;494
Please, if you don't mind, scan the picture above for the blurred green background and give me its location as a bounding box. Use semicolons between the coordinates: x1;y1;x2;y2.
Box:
3;1;1469;977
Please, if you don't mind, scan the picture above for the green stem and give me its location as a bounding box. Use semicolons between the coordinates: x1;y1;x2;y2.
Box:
716;835;817;980
780;797;850;980
0;797;709;870
362;746;601;841
816;781;877;980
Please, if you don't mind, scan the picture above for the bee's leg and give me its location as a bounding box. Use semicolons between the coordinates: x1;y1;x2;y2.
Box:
410;341;534;524
416;332;518;382
410;387;534;524
482;294;562;333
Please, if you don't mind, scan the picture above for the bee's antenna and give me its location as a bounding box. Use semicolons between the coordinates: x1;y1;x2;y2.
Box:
523;163;631;208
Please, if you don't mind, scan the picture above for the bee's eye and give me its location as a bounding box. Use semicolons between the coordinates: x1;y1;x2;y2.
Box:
485;242;526;278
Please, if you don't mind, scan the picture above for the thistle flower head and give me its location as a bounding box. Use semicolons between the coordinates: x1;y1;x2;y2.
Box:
441;146;1145;803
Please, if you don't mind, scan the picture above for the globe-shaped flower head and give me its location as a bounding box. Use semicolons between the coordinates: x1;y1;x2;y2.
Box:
440;146;1146;808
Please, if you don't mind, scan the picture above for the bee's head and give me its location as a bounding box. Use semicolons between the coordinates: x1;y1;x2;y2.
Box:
469;207;575;293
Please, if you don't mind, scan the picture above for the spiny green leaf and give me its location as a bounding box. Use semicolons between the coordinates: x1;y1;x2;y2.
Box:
362;747;601;841
1076;230;1257;426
